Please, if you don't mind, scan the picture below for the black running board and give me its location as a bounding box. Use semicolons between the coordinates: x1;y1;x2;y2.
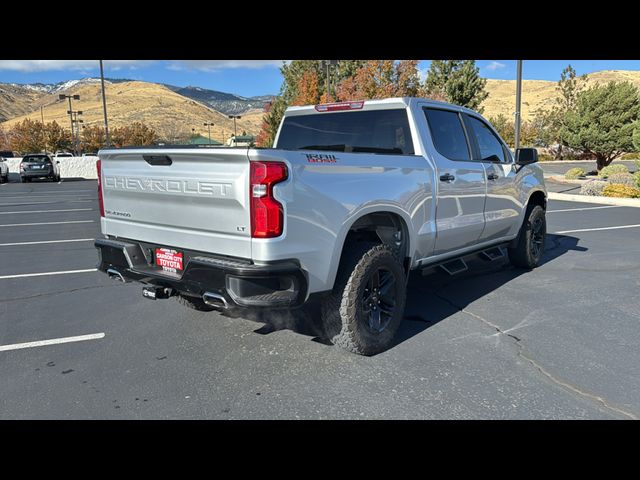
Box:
439;258;468;275
421;242;511;276
479;246;506;261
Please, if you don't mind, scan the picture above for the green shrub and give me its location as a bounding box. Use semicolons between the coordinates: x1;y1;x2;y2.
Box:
620;152;640;160
537;153;554;162
607;173;637;187
565;167;586;179
602;184;640;198
580;180;607;196
634;171;640;188
635;159;640;171
598;164;630;178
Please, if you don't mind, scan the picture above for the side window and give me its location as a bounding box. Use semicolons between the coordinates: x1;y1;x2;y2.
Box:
467;116;507;163
424;108;471;161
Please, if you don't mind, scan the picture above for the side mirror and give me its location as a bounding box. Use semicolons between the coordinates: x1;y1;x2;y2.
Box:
515;148;538;165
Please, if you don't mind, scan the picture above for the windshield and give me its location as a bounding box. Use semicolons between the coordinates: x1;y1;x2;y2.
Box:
277;108;415;155
22;155;51;163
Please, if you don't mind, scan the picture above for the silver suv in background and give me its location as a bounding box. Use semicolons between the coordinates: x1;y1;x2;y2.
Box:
95;97;547;356
20;154;61;182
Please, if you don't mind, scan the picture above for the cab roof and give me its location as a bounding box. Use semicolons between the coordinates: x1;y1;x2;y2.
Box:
283;97;480;117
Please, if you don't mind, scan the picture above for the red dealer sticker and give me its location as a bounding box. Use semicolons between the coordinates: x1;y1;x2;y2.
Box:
155;248;184;273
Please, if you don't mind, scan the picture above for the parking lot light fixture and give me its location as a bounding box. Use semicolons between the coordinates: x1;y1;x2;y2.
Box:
204;122;215;144
228;115;241;137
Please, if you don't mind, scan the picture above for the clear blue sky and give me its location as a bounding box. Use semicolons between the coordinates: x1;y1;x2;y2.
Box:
1;60;639;97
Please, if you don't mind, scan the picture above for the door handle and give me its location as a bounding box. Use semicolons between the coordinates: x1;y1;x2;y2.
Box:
439;173;455;182
487;173;499;180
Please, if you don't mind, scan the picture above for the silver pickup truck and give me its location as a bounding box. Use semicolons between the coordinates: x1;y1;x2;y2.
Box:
95;97;546;355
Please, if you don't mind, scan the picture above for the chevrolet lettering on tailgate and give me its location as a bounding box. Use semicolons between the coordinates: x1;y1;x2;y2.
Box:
104;176;233;197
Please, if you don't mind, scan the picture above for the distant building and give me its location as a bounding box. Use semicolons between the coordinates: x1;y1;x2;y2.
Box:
187;135;222;146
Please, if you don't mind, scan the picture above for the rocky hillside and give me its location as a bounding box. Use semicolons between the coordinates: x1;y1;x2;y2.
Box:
0;80;264;143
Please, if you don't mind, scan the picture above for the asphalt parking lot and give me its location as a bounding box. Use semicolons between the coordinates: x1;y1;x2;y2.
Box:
1;179;639;419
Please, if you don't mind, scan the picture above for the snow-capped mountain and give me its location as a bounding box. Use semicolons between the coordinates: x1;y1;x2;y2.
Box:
167;85;273;115
7;78;274;115
8;77;135;94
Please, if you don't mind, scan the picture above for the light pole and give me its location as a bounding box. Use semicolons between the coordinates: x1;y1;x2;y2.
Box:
514;60;523;151
59;94;80;154
99;60;111;147
228;115;241;138
203;122;215;145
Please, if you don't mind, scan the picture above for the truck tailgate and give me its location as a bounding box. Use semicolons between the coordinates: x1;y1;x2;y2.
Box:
99;148;251;259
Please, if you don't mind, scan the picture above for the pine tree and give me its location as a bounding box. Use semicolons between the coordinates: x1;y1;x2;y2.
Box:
562;81;640;170
424;60;488;112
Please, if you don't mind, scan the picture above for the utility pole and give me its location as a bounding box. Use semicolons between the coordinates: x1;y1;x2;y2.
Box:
99;60;111;146
204;122;215;144
321;60;338;101
514;60;523;151
40;106;47;154
59;94;80;155
67;110;83;156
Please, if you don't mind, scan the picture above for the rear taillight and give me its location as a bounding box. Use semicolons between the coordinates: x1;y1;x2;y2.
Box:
19;162;25;171
250;161;288;238
96;159;104;217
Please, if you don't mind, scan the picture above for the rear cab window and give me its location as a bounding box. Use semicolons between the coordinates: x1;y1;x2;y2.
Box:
276;108;414;155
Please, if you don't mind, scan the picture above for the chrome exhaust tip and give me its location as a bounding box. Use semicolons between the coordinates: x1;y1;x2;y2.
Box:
202;291;229;309
106;268;126;282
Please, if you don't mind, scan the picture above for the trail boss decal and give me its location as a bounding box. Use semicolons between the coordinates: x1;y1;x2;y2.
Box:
305;153;338;163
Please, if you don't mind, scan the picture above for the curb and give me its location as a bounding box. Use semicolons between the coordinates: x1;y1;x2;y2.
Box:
546;175;594;184
548;192;640;208
539;159;638;164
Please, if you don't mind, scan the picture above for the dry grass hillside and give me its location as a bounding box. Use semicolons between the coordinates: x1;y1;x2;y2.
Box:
481;70;640;122
0;84;48;122
1;81;263;143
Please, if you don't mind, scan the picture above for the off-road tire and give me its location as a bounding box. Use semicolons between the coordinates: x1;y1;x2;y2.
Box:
175;293;217;312
508;205;546;269
321;242;407;356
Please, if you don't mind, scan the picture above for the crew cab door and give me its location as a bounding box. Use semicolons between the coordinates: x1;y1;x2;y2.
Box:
423;107;486;255
462;114;522;241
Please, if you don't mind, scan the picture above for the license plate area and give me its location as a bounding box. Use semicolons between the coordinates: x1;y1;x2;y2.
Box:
154;247;184;273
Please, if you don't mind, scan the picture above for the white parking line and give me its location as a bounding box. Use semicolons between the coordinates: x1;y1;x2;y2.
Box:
0;201;62;206
0;195;93;200
554;224;640;234
0;333;105;352
0;189;94;195
0;268;97;279
0;238;94;247
0;220;94;227
0;208;93;215
548;205;622;213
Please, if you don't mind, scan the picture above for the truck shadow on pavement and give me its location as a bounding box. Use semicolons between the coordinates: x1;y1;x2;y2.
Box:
241;234;587;353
